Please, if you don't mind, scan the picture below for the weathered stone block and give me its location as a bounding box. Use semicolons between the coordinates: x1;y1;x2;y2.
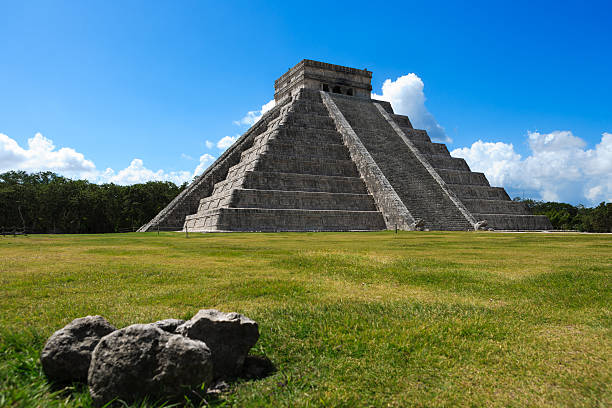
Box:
41;315;116;384
177;310;259;379
88;324;213;407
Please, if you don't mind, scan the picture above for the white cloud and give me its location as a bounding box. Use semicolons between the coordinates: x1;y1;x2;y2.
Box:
181;153;193;160
234;99;276;126
0;132;97;179
205;140;214;149
451;131;612;204
261;99;276;114
372;74;450;143
217;135;238;150
0;132;216;186
101;159;191;185
192;153;215;177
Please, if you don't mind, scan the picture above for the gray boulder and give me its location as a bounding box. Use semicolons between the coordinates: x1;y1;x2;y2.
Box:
88;324;213;407
151;318;185;333
177;309;259;379
40;315;115;383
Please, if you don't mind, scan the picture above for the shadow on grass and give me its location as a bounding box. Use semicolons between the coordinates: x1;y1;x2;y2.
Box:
51;355;276;407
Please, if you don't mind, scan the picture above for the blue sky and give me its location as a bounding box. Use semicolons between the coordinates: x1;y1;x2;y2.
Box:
1;0;611;204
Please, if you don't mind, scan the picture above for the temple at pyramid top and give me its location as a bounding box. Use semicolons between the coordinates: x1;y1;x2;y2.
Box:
140;59;552;232
274;59;373;102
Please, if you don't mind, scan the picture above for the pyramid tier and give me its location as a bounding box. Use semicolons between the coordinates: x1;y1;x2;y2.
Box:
211;172;368;196
243;172;368;194
286;101;330;115
462;198;531;215
272;128;345;144
400;127;432;142
391;114;413;127
240;139;351;162
436;169;490;186
446;184;511;200
410;140;450;156
253;157;359;177
424;155;470;171
196;189;378;212
283;113;337;130
471;214;552;230
184;208;386;232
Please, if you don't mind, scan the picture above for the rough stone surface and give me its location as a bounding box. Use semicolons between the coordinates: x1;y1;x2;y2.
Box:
151;318;185;333
474;220;489;231
40;315;115;384
177;309;259;379
142;59;552;232
88;324;213;407
274;59;373;102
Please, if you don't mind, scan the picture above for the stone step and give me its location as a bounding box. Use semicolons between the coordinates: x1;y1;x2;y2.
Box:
210;176;245;196
462;199;530;215
184;208;386;232
392;114;413;128
211;171;368;196
284;113;337;130
240;140;350;162
274;127;345;144
227;189;378;211
473;214;552;230
425;155;470;171
436;169;490;186
243;171;368;194
197;192;233;213
288;102;329;115
225;160;258;180
446;184;510;200
400;128;431;143
411;140;450;156
254;156;359;177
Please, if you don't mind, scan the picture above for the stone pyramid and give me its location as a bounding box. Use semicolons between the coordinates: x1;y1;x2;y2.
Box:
140;60;551;232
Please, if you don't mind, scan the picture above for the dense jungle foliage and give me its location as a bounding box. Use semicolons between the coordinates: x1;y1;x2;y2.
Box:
0;171;186;233
517;198;612;232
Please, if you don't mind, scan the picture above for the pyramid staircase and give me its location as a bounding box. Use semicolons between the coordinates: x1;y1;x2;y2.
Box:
183;89;386;231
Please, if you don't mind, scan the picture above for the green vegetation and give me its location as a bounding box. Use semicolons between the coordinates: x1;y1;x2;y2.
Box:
1;231;610;407
516;198;612;232
0;171;185;233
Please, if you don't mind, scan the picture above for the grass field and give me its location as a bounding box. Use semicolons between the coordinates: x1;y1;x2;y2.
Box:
0;231;610;407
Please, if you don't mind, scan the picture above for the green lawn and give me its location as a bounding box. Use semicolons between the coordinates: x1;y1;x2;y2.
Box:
0;231;610;407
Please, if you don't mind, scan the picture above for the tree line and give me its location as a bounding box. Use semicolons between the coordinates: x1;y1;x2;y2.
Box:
516;198;611;232
0;171;186;234
0;171;610;233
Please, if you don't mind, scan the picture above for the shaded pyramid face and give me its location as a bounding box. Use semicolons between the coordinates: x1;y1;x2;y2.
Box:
140;60;551;232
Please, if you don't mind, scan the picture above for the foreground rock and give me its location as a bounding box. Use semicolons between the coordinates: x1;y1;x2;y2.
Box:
177;309;259;378
40;315;116;383
88;324;213;407
151;318;185;333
